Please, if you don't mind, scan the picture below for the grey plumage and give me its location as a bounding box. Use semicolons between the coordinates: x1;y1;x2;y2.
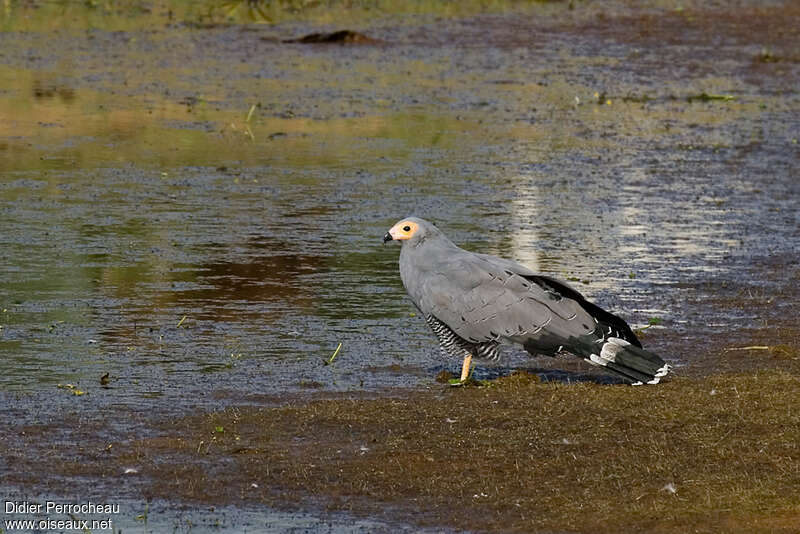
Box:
384;217;671;385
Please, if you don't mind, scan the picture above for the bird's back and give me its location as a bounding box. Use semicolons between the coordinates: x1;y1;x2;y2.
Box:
399;237;598;353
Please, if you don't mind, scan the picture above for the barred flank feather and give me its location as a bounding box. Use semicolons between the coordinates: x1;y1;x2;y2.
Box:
425;314;500;362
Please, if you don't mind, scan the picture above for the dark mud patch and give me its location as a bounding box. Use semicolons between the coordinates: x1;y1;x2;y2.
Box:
283;30;380;44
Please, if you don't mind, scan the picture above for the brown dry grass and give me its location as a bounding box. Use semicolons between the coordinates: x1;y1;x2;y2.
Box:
100;369;800;533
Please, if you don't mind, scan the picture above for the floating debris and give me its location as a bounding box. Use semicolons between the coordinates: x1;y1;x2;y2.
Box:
686;92;736;103
724;345;771;352
661;482;677;494
57;384;85;396
323;342;342;366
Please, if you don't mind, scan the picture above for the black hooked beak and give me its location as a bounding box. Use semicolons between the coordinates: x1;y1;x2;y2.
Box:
382;232;393;244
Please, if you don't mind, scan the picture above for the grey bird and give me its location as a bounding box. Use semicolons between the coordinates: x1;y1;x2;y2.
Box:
383;217;671;385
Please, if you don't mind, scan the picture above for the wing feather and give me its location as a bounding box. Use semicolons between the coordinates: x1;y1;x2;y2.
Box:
415;251;597;352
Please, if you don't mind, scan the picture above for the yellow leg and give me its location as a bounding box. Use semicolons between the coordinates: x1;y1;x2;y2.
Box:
460;354;473;382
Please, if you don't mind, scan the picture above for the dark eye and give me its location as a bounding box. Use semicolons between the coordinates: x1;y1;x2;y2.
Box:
403;225;411;232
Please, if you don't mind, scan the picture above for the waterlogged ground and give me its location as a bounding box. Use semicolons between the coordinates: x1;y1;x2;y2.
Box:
1;1;799;532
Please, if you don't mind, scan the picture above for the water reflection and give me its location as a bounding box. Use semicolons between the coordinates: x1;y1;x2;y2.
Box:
174;244;324;317
502;154;747;322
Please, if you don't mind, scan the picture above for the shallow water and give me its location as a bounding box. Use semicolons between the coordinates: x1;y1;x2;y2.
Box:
1;0;799;529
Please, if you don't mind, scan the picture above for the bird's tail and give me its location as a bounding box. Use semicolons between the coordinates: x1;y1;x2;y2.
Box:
571;335;671;385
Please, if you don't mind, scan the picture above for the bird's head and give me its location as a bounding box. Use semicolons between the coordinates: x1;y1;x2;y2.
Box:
383;217;432;246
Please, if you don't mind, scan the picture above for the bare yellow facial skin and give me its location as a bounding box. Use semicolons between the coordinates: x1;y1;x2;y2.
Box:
388;220;419;241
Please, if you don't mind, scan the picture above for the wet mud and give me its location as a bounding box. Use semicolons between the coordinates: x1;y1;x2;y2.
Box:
1;0;799;531
283;30;380;44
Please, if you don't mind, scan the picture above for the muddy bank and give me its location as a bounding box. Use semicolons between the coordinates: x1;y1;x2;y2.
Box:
5;364;800;533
